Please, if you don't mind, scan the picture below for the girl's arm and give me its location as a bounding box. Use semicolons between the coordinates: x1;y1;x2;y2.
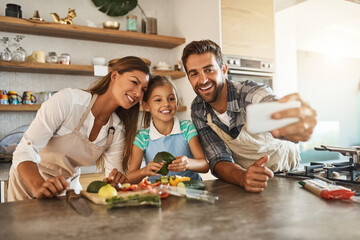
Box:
126;145;163;183
168;136;209;173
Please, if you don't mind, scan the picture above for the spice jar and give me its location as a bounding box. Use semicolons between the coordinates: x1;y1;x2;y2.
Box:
58;53;71;65
126;15;137;32
46;52;58;63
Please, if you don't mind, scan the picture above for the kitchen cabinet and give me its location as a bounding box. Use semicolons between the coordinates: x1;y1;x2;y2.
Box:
221;0;275;59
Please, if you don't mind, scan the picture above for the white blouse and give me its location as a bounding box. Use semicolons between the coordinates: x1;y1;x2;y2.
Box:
12;88;126;177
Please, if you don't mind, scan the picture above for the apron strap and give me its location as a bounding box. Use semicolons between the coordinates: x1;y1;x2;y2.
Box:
75;93;98;131
103;117;115;149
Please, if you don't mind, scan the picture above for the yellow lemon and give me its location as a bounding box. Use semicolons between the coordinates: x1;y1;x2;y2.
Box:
98;184;117;199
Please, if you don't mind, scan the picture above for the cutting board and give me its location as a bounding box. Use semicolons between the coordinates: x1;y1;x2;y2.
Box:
80;190;148;205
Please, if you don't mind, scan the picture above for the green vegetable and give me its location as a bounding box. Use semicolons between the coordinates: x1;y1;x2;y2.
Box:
153;151;175;175
177;180;205;190
160;176;169;185
105;193;161;208
86;180;107;193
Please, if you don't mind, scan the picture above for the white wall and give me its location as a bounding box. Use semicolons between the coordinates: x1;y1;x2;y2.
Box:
297;51;360;147
169;0;221;121
0;0;175;139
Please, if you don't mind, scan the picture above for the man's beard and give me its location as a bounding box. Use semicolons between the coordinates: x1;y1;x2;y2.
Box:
196;81;224;104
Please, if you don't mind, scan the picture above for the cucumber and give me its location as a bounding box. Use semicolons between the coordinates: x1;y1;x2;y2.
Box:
160;176;169;184
177;180;205;190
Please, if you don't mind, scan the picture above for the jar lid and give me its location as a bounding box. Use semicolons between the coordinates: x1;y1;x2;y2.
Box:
127;15;137;19
6;3;21;8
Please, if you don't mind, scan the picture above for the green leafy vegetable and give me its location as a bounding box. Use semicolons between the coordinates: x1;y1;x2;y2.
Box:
153;151;175;175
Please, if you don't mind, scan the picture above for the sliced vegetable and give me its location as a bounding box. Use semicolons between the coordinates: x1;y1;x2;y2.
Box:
169;176;180;186
86;180;107;193
106;193;161;208
98;184;118;199
160;176;169;185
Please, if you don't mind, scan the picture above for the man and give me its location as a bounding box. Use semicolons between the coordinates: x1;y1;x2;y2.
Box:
181;39;317;192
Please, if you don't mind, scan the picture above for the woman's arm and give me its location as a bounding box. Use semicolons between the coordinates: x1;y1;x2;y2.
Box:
17;161;69;198
168;136;209;173
126;145;163;183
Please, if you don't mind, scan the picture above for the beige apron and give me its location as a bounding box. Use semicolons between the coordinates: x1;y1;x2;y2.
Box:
206;113;299;172
8;94;115;201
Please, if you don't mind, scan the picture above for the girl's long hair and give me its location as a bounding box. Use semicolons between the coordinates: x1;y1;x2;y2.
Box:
88;56;151;173
142;75;178;128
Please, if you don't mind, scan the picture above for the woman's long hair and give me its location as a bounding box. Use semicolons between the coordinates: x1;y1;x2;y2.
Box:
142;75;178;128
88;56;151;173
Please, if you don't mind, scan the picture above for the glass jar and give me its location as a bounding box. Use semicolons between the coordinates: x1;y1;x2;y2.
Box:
6;4;22;18
46;52;58;63
58;53;70;65
126;15;137;32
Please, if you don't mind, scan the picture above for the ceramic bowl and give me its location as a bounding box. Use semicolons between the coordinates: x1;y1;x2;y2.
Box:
102;21;120;30
91;57;107;66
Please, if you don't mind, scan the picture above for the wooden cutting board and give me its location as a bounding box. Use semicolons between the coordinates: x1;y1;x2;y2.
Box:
80;190;148;205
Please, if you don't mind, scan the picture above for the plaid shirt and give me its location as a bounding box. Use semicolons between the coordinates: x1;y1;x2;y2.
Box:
191;80;277;175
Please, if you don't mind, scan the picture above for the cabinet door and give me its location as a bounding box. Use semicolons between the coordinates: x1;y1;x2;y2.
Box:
221;0;275;59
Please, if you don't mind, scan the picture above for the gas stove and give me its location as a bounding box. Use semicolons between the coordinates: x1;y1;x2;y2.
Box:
282;145;360;185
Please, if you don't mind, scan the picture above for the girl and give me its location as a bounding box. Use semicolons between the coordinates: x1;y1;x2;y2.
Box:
127;75;209;183
8;56;151;201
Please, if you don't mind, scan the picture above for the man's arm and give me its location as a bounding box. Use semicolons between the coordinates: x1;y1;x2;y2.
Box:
214;156;274;192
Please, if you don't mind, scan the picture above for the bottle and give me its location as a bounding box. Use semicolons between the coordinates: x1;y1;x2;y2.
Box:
126;15;137;32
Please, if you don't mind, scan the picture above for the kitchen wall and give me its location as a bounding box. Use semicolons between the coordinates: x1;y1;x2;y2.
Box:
275;0;360;150
0;0;222;139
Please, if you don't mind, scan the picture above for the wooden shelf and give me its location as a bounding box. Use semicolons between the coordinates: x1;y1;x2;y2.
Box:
0;60;186;79
0;16;185;49
0;104;187;112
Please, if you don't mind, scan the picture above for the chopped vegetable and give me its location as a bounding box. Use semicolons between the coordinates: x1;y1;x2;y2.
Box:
98;184;118;199
160;176;169;185
106;193;161;208
177;180;205;190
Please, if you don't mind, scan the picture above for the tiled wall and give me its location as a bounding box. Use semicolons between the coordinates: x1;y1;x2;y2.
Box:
0;72;95;139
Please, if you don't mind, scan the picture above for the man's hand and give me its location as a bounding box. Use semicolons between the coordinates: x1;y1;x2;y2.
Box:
240;156;274;192
271;93;317;142
34;176;69;199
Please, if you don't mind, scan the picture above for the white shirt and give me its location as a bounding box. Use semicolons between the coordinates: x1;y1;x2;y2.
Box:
213;109;231;128
12;88;126;176
149;116;182;140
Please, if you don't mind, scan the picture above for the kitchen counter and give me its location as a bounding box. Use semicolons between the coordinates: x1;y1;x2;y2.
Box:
1;177;360;239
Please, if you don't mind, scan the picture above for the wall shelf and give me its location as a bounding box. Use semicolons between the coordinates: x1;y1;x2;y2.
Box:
0;16;185;49
0;104;187;112
0;60;186;79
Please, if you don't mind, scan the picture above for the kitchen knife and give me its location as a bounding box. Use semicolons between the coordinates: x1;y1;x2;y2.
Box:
66;189;92;216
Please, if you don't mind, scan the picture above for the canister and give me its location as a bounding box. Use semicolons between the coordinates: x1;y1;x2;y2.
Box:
8;91;21;105
126;15;137;32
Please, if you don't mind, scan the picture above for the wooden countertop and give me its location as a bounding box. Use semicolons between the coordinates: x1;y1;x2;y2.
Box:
0;177;360;239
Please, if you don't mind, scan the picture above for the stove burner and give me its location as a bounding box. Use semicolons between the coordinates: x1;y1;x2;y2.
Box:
287;145;360;184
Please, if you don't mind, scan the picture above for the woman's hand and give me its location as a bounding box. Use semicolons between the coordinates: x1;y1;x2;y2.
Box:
168;156;189;172
33;175;69;199
141;160;163;177
103;168;127;189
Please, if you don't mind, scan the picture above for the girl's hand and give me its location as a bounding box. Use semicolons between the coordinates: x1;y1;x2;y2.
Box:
168;156;189;172
34;175;69;199
142;160;163;177
103;168;127;189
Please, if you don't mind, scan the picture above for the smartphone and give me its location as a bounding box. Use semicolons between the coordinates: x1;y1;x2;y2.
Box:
246;101;301;134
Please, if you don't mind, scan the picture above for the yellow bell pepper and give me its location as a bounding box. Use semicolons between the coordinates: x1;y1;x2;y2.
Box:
178;176;190;182
169;176;180;186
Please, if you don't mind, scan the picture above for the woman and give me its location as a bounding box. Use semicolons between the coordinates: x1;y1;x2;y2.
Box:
8;56;151;201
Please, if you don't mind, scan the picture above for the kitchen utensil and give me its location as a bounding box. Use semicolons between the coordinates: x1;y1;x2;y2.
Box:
164;186;219;203
66;189;92;216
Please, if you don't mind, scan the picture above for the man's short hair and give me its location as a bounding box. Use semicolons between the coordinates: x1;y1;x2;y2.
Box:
181;39;223;73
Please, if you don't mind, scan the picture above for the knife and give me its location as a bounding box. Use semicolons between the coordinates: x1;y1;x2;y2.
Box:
66;189;92;216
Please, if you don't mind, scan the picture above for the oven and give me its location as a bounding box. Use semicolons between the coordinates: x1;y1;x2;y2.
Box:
223;54;274;89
